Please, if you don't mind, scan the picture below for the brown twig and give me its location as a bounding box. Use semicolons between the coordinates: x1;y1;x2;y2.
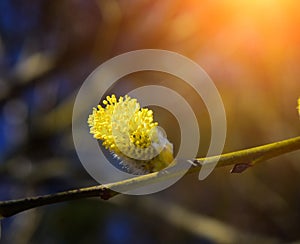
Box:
0;136;300;218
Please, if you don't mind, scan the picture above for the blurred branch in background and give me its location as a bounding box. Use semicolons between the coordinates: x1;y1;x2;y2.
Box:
115;196;278;244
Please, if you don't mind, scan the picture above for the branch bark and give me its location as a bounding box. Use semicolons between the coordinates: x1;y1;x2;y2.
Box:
1;136;300;218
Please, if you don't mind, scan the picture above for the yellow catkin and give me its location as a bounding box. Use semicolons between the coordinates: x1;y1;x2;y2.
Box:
87;94;174;174
297;98;300;116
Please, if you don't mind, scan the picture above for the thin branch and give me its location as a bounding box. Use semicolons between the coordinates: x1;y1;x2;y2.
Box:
0;136;300;218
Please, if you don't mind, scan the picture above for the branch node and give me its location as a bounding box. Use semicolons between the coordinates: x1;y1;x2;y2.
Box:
230;163;253;173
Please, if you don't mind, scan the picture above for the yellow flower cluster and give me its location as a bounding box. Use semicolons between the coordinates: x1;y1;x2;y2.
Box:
88;94;157;152
298;98;300;116
87;94;174;173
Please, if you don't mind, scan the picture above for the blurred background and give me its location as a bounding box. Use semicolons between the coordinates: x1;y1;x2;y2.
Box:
0;0;300;243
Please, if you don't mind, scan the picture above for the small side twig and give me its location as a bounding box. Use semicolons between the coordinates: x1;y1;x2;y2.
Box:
0;136;300;218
